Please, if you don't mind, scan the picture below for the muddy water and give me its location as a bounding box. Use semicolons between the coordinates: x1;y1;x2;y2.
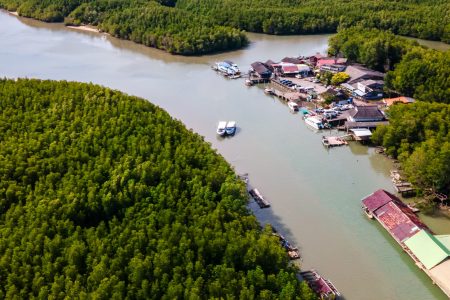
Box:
1;11;449;299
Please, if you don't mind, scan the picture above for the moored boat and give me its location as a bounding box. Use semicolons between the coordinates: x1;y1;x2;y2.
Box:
249;188;270;208
214;60;240;76
264;87;275;95
217;121;227;136
225;121;236;135
288;101;299;112
304;116;324;130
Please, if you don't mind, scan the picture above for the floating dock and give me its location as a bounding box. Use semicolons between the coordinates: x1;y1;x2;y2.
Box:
249;188;270;208
322;136;349;148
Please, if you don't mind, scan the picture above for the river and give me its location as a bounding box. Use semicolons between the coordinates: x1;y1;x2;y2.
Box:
1;11;449;299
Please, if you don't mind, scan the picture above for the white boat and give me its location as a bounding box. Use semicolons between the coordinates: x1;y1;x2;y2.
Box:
214;61;240;76
304;116;324;130
264;87;275;95
224;60;240;74
288;101;299;112
225;121;236;135
217;121;227;136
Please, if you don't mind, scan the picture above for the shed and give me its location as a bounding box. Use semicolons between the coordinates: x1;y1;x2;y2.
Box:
404;230;450;269
350;128;372;141
280;63;299;75
251;62;272;79
296;64;310;74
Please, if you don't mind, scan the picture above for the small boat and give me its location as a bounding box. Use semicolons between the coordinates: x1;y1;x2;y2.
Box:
225;121;236;135
264;87;275;95
362;205;374;219
217;121;227;136
304;116;324;130
245;79;253;86
249;188;270;208
288;101;299;112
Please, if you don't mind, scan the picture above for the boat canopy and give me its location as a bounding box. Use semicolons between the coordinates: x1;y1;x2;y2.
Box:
226;121;236;128
218;121;227;129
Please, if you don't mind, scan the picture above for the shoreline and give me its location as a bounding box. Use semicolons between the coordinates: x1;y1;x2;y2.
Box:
66;25;101;34
6;10;18;16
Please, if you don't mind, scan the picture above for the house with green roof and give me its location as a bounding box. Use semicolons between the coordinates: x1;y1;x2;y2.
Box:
404;230;450;270
400;226;450;298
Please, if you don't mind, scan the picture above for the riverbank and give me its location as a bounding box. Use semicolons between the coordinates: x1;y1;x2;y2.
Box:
66;25;100;33
1;11;448;299
2;9;102;34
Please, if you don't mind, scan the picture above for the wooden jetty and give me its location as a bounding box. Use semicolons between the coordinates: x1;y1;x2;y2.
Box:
322;135;349;148
394;182;415;197
249;188;270;208
390;170;415;197
300;270;341;300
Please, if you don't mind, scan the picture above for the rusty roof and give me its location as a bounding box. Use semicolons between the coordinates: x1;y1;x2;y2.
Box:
362;189;396;212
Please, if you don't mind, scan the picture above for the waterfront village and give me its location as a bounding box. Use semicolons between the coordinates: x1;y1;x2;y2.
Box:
214;55;450;299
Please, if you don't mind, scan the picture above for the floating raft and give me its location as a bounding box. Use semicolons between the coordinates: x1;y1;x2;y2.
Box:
322;135;348;148
249;188;270;208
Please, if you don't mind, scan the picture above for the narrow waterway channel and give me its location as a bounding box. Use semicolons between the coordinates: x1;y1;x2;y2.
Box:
1;11;449;299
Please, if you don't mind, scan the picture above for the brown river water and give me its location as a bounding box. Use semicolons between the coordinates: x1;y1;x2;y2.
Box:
1;11;450;299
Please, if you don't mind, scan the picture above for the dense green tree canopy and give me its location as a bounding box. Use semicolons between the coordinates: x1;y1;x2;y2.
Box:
372;102;450;194
330;27;450;104
0;79;315;299
385;48;450;104
0;0;448;55
328;27;420;72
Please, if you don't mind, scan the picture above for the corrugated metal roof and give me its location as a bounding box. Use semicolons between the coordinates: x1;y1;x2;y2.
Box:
362;189;395;212
436;235;450;250
349;106;385;121
350;128;372;137
405;230;450;269
374;201;422;242
341;83;355;91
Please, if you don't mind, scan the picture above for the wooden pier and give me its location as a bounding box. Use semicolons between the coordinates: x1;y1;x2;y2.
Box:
390;170;415;197
249;188;270;208
322;135;349;148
